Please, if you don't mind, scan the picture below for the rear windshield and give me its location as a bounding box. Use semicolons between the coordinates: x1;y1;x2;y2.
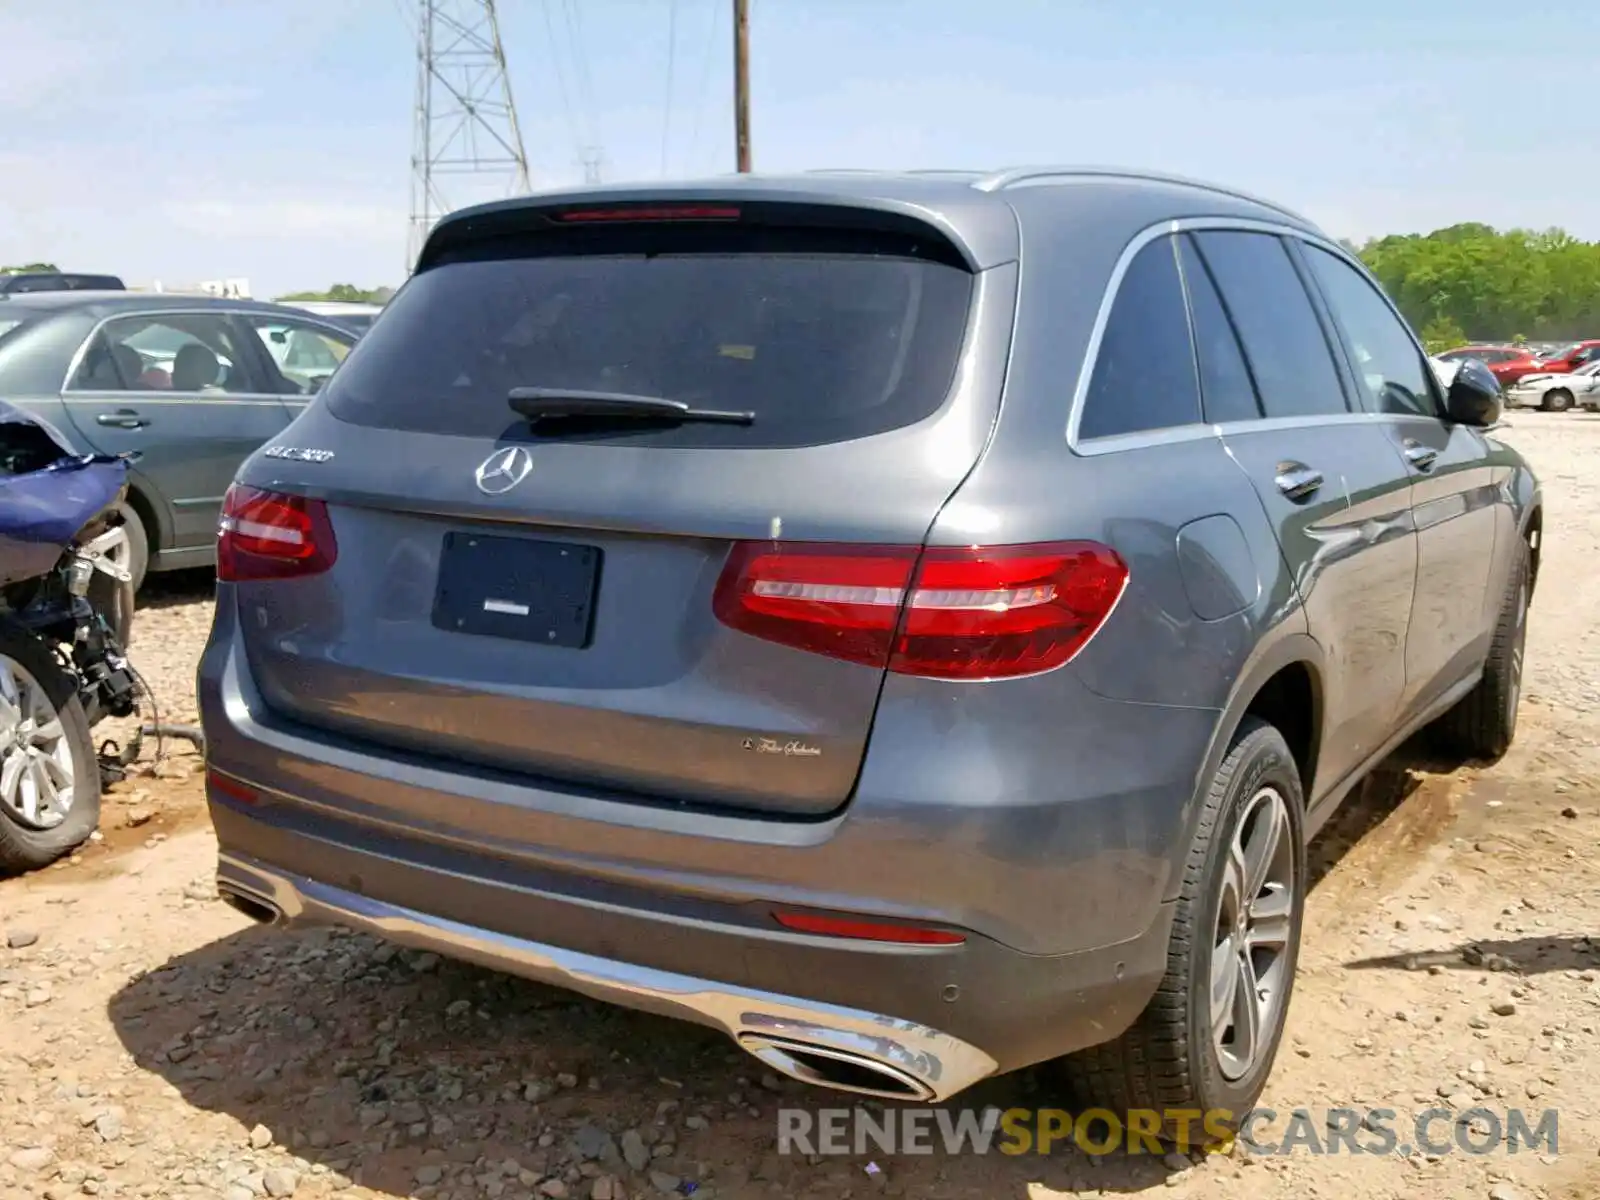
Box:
0;274;121;294
322;226;975;449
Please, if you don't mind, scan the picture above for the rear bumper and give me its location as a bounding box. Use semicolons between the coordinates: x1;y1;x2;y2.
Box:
208;794;1173;1090
218;849;998;1102
199;594;1202;1094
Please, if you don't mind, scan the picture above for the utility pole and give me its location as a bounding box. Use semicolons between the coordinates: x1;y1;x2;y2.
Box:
407;0;531;272
733;0;751;172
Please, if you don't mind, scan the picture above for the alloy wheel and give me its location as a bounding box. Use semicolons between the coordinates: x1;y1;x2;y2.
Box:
0;653;77;830
1211;785;1297;1082
1507;574;1528;731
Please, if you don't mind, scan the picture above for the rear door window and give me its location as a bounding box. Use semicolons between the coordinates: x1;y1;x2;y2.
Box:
1177;235;1262;424
1191;231;1351;420
322;226;975;449
70;314;263;394
1076;234;1203;441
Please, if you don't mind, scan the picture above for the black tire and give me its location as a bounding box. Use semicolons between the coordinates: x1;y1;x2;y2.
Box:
1542;388;1573;412
117;502;150;594
1435;537;1529;761
0;629;101;874
1056;717;1307;1141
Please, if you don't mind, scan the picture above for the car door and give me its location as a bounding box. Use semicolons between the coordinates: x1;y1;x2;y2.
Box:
1182;228;1420;804
1296;240;1503;717
61;310;294;556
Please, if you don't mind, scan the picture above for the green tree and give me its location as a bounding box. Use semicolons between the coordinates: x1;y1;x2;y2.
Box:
1418;316;1468;354
1;262;60;274
275;283;390;304
1355;224;1600;344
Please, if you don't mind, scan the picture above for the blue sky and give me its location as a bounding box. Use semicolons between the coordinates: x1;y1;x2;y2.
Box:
1;0;1593;299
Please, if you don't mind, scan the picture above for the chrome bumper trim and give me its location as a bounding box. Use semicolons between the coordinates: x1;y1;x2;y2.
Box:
216;852;999;1102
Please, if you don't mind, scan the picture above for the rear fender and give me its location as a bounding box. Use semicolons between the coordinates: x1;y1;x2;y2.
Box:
1166;625;1326;900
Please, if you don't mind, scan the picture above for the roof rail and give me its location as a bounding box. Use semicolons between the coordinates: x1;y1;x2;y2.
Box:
802;167;983;178
971;165;1311;223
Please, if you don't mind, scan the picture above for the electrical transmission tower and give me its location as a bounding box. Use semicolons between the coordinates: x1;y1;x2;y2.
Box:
577;146;605;185
407;0;531;271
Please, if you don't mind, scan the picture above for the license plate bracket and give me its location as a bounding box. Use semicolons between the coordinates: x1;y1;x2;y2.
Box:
431;532;601;648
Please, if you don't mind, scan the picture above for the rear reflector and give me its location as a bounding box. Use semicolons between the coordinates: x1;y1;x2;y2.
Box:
206;768;260;806
712;540;1128;680
773;910;966;945
217;485;337;582
555;205;741;223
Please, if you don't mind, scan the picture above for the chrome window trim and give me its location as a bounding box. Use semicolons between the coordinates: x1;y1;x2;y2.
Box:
1066;215;1448;457
59;306;355;400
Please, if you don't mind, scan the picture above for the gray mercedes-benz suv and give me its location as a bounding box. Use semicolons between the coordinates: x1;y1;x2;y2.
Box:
199;166;1540;1128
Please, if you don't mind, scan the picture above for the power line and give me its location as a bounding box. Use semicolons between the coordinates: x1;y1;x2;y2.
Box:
539;0;585;158
562;0;601;149
661;0;681;177
685;0;721;173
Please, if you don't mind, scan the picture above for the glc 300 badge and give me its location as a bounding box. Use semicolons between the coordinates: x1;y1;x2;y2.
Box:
263;446;335;463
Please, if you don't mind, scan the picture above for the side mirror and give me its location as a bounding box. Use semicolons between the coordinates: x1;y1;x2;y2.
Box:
1445;358;1502;427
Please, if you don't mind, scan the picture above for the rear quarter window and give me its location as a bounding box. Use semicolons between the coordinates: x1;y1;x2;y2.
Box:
1076;234;1203;441
322;225;976;449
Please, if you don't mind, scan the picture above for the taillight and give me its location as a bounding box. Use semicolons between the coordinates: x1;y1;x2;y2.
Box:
216;485;337;582
712;540;1128;680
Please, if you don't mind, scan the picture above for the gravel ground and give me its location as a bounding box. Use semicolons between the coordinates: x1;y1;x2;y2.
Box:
5;416;1600;1200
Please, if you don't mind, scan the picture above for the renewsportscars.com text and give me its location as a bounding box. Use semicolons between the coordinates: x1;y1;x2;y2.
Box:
777;1106;1560;1158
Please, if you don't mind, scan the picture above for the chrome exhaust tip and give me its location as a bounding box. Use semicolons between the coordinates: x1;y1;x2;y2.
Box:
738;1034;935;1101
219;886;281;925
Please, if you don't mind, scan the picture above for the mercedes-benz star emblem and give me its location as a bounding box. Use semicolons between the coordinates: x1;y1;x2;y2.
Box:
474;446;534;495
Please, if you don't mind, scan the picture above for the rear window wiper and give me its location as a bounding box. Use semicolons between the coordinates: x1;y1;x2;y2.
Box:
507;388;754;426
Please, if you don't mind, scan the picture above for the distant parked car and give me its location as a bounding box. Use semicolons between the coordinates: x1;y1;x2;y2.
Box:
280;300;383;336
1505;360;1600;411
0;271;124;295
1531;339;1600;375
1436;344;1545;387
0;291;357;591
